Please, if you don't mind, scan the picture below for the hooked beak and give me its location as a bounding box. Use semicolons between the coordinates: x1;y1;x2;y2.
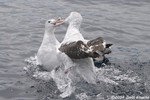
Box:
53;17;65;26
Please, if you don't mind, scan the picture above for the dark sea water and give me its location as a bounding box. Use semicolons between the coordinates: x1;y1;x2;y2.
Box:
0;0;150;100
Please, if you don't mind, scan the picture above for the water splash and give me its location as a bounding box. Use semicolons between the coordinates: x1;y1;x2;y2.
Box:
24;55;74;98
24;56;143;99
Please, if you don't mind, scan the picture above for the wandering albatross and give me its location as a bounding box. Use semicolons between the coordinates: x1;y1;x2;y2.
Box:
36;18;75;98
58;12;113;83
36;18;74;72
58;12;98;84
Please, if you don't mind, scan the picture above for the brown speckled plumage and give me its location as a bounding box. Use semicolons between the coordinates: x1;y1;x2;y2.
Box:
59;37;112;59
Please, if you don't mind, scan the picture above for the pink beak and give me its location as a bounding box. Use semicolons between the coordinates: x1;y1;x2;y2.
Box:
53;17;64;26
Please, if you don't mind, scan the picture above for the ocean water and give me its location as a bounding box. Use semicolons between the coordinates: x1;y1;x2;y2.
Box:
0;0;150;100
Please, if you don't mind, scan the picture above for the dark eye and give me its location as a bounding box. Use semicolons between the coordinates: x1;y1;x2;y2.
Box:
48;21;51;23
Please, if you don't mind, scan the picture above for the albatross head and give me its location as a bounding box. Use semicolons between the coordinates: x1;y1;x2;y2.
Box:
45;18;63;32
65;12;83;24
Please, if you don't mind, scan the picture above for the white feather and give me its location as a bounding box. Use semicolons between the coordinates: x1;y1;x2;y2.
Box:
62;12;97;84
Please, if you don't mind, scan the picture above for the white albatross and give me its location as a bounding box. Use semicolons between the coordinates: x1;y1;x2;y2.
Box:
36;18;75;98
37;18;73;71
57;12;119;87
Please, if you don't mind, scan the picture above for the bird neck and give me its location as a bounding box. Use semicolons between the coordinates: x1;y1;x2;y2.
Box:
65;23;80;37
41;29;58;46
70;21;81;29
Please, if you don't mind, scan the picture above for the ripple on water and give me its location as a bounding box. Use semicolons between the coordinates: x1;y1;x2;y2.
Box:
0;0;150;99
